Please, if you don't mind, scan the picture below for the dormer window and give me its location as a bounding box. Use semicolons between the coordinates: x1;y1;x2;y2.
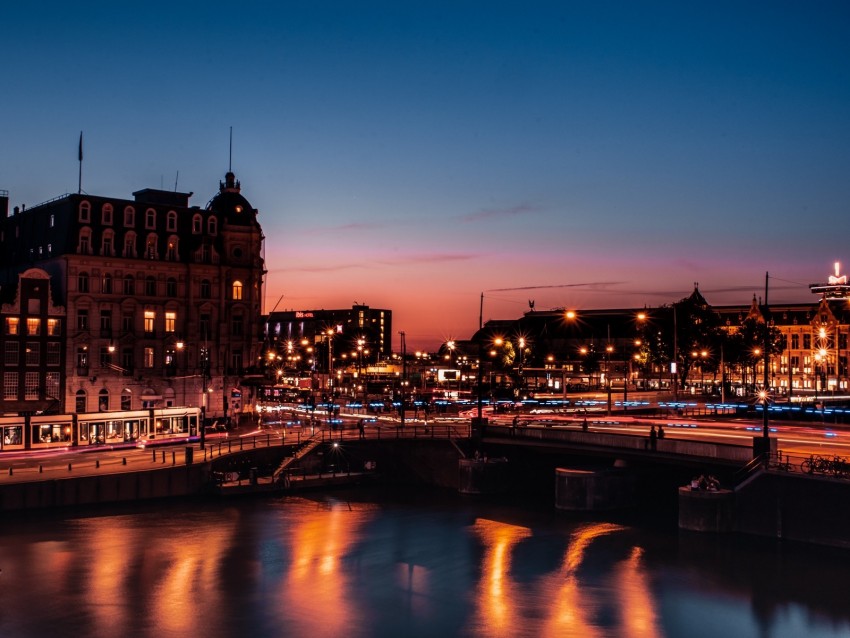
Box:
79;201;91;222
145;208;156;229
124;206;135;227
192;214;202;234
102;203;113;225
166;210;177;232
207;216;217;235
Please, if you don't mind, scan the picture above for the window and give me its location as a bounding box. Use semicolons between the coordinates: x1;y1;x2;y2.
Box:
49;214;55;228
5;342;18;365
102;203;113;225
4;373;17;400
99;310;112;336
232;313;243;336
79;201;91;222
165;347;177;367
122;314;134;333
121;392;131;411
166;277;177;297
78;229;92;254
145;234;158;259
26;318;40;335
77;309;89;331
45;372;60;400
231;349;243;373
144;310;155;335
75;390;86;413
27;298;39;314
145;208;156;229
165;311;176;333
165;237;178;261
47;318;61;336
145;276;156;296
121;348;134;374
232;280;243;300
102;272;113;294
123;275;135;295
167;210;177;231
123;232;136;258
98;388;109;411
791;334;799;349
124;206;135;227
101;230;115;256
200;313;211;340
25;372;39;400
192;214;202;233
208;216;217;235
144;347;155;368
804;334;811;350
25;343;39;366
47;342;61;366
6;317;19;335
200;279;211;299
78;272;89;293
99;346;112;367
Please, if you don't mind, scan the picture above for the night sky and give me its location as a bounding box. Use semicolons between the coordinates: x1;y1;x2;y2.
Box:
3;1;849;349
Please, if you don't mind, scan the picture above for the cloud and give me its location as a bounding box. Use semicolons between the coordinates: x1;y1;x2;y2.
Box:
460;203;542;223
299;221;384;236
373;252;480;266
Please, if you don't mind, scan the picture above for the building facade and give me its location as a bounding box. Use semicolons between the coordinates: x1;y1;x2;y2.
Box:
0;171;265;423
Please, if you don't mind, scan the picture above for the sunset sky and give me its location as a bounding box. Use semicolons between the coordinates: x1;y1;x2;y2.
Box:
2;2;849;350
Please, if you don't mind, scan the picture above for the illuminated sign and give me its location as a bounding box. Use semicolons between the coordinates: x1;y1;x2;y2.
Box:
295;311;314;318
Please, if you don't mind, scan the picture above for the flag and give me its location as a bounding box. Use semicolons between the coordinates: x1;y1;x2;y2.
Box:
78;131;83;162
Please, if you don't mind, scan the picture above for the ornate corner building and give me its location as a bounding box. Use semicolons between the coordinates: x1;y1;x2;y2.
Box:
0;172;265;423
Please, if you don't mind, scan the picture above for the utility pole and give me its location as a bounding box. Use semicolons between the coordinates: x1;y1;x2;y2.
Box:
763;271;770;439
399;331;406;430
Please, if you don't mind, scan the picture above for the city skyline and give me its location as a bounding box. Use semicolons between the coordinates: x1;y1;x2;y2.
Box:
3;2;849;350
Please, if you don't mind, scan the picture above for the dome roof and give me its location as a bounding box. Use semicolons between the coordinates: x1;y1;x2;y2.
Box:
206;171;256;226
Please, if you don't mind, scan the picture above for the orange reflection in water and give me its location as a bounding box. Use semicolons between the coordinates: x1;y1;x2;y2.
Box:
280;499;376;637
469;517;533;635
539;522;625;638
614;546;662;638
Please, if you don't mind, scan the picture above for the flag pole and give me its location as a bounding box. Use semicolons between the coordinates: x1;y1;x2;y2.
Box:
78;131;83;194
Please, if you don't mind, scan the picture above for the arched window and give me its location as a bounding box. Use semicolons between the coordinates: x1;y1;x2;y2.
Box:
192;214;202;234
145;208;156;229
145;276;157;296
78;227;92;254
101;272;112;294
145;234;158;260
166;277;177;297
121;390;131;411
200;279;211;299
165;236;178;261
102;203;113;225
166;210;177;232
75;389;87;413
207;216;217;235
101;229;115;256
123;231;136;258
78;271;90;293
124;206;135;227
79;201;91;223
123;274;135;295
232;280;243;300
98;388;109;412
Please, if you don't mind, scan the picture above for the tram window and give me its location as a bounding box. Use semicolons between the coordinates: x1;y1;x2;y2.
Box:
3;426;22;445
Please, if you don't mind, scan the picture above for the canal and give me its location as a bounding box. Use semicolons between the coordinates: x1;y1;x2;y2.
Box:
0;487;847;638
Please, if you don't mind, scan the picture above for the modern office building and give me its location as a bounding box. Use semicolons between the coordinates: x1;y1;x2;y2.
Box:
0;171;266;423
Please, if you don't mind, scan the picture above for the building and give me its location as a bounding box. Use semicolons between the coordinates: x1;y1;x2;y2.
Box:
0;171;265;424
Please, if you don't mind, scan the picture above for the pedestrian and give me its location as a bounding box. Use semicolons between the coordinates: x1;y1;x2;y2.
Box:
649;424;657;450
657;424;665;439
358;419;365;439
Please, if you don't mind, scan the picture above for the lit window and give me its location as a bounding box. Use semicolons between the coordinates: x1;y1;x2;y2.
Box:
232;280;243;300
47;318;61;336
144;310;155;335
26;318;40;335
144;347;155;368
6;318;19;335
165;311;176;333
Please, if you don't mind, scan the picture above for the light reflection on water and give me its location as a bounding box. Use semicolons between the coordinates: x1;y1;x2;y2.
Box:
0;490;848;638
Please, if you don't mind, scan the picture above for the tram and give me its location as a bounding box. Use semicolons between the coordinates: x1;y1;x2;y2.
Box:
0;406;200;452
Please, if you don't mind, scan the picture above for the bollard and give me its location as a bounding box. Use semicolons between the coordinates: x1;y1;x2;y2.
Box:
253;437;256;448
8;467;12;476
267;434;270;446
39;464;43;473
68;463;72;471
161;450;166;463
240;439;243;451
96;460;100;468
152;449;156;462
172;451;176;466
228;440;232;453
122;457;127;465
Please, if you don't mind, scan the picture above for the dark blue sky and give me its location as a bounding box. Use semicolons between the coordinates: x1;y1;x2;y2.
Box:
3;1;849;348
